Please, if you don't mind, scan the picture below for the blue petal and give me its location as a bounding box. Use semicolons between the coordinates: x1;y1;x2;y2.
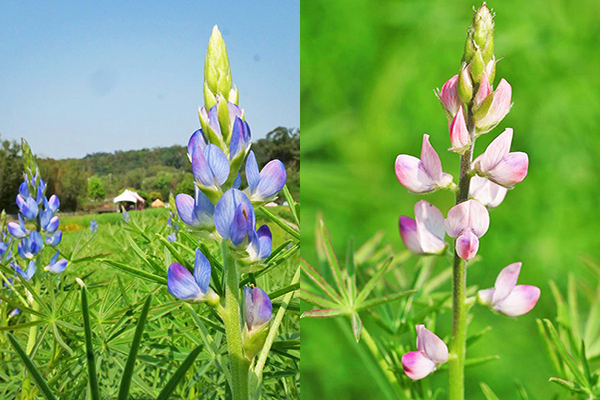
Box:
49;251;59;266
230;203;250;246
208;105;222;136
192;147;214;187
16;195;25;211
22;197;39;220
256;225;273;260
255;160;287;201
19;182;29;198
187;129;207;159
229;117;244;158
205;144;230;187
244;286;272;330
8;221;27;238
175;194;197;226
40;209;52;230
214;189;240;240
30;231;43;255
233;173;242;189
48;195;60;212
17;260;36;281
47;259;68;274
46;230;62;246
245;151;260;192
194;187;215;223
167;263;202;301
46;216;59;233
228;102;242;126
193;249;211;294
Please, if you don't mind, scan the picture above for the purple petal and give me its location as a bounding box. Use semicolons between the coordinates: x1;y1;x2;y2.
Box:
192;147;214;187
187;129;207;159
244;286;272;330
193;249;211;294
402;351;437;381
215;189;254;242
399;216;424;254
204;144;230;186
245;151;260;192
167;263;202;302
254;160;286;201
175;194;197;226
256;225;272;259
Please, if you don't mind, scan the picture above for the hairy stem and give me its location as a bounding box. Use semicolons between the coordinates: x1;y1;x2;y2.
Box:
221;243;249;400
448;114;475;400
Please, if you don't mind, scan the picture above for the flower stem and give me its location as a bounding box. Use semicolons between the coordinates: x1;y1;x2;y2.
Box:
448;114;475;400
221;242;249;400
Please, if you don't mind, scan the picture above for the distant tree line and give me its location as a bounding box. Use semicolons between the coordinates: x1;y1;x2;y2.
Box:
0;127;299;213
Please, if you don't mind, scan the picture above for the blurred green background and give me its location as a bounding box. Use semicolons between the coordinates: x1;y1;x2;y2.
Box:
300;0;600;398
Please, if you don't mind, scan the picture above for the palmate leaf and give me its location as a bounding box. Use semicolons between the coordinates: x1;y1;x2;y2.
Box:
101;259;167;285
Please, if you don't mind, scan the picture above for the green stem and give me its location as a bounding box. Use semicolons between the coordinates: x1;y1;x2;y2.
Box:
221;242;249;400
22;278;41;400
448;113;475;400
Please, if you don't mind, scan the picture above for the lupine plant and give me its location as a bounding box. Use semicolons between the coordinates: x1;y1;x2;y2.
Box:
394;4;539;397
1;26;299;400
302;4;541;399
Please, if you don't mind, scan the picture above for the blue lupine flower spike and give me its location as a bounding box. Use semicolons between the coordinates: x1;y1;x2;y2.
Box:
245;151;287;203
167;248;219;305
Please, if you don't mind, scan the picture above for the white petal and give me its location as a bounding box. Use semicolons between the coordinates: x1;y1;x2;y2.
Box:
414;201;446;253
487;152;529;188
445;199;489;238
469;176;507;208
420;134;443;183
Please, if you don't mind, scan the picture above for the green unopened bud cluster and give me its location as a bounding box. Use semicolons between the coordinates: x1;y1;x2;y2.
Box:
204;25;238;110
461;3;495;100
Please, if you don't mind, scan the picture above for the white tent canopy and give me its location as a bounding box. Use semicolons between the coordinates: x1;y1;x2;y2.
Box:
113;189;145;204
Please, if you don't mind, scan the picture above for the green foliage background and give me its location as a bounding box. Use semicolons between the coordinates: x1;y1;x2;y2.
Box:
300;0;600;398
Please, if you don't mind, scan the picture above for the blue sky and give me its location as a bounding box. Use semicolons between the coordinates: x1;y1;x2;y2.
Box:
0;1;299;159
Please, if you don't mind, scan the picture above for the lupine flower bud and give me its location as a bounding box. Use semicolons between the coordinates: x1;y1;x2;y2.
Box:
167;248;219;306
445;200;490;260
469;49;485;85
471;3;494;60
449;106;470;154
457;64;473;105
478;262;540;317
469;176;507;208
436;75;461;121
473;72;492;109
473;128;528;188
402;325;448;380
204;26;233;108
395;134;453;193
243;286;272;360
399;200;447;255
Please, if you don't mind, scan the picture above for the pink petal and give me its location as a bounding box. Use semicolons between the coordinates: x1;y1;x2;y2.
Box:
449;106;470;153
414;201;446;253
445;199;490;238
437;75;461;118
455;231;479;260
395;154;436;193
402;351;437;381
477;79;513;131
475;128;514;173
487;152;529;188
492;262;521;304
474;72;492;108
469;176;507;208
495;285;541;317
420;134;443;183
399;216;424;254
416;325;448;364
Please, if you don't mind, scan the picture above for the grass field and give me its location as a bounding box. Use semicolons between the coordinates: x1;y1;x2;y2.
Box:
301;0;600;398
1;204;299;398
